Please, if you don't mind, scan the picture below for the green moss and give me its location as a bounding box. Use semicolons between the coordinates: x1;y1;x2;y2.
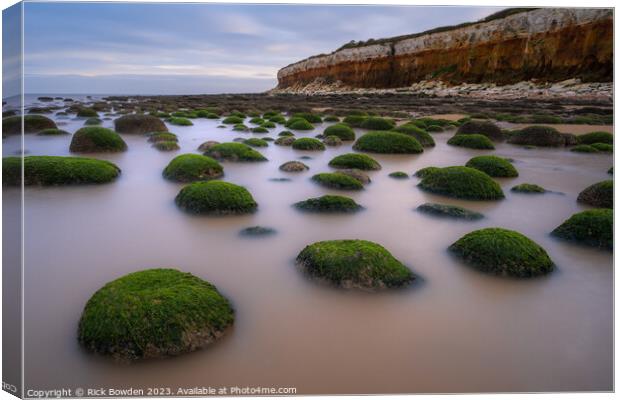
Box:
249;117;264;125
577;180;613;208
447;134;495;149
275;136;295;146
449;228;554;277
204;142;267;162
418;166;504;200
148;132;178;143
570;144;599;153
426;125;443;132
507;126;567;147
287;119;315;130
465;156;518;177
77;108;98;117
417;202;483;220
152;141;180;151
243;138;268;147
84;117;102;125
391;124;435;147
78;268;234;360
166;117;192;126
456;121;503;141
232;124;249;132
3;156;120;186
222;116;244;124
70;127;128;153
312;172;364;190
323;115;339;122
37;128;70;136
511;183;546;193
328;153;381;170
3;115;57;135
239;226;276;236
292;112;322;123
228;111;246;119
292;137;325;151
389;171;409;179
590;143;613;152
353;131;423;154
261;121;276;128
578;131;613;145
552;209;612;250
342;115;367;127
279;161;309;172
163;154;223;182
278;130;294;137
414;166;441;179
360;117;395;130
175;180;257;214
115;114;168;134
323;135;342;146
251;126;269;133
294;195;362;213
323;124;355;141
296;240;414;289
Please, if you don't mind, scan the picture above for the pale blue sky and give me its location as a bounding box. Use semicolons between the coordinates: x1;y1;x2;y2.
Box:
12;3;503;95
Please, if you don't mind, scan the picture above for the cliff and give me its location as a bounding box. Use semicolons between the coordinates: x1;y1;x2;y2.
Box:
276;8;613;91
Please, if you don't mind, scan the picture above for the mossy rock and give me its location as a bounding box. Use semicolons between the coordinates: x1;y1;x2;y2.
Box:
335;169;370;185
148;132;178;143
251;126;269;133
414;166;441;179
37;128;70;136
389;171;409;179
3;115;57;135
243;138;268;147
294;195;362;213
417;166;504;200
323;115;339;122
426;125;443;132
578;131;613;145
163;154;223;182
353;131;423;154
570;144;599;153
222;116;244;124
342;115;367;127
511;183;546;193
577;180;612;208
204;142;267;162
268;115;286;124
590;143;613;152
507;126;567;147
447;134;495;149
70;127;127;153
76;108;98;117
465;155;518;177
296;240;414;289
197;141;220;152
115;114;167;134
328;153;381;170
279;161;309;172
292;112;322;123
292;138;325;151
323;135;342;146
167;117;193;126
312;172;364;190
456;121;503;141
278;130;294;137
417;202;483;220
275;136;295;146
261;121;276;129
153;141;180;151
323;123;355;141
175;180;257;215
449;228;554;277
551;209;612;250
239;226;276;236
287;119;315;130
78;268;234;360
249;117;265;125
84;117;102;126
3;156;120;186
391;124;435;147
360;117;395;130
232;124;249;132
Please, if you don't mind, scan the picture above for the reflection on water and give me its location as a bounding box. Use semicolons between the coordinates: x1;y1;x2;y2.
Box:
2;101;613;393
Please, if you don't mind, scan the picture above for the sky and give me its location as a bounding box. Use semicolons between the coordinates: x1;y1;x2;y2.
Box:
9;2;504;96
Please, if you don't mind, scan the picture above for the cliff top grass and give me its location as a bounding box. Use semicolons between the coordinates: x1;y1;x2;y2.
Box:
292;137;326;151
551;209;612;250
418;166;504;200
78;268;234;360
204;142;267;162
70;127;128;153
163;154;224;183
449;227;554;277
294;195;362;213
447;134;495;149
353;131;423;154
578;131;613;145
328;153;381;170
115;114;168;134
175;180;258;215
511;183;546;193
323;124;355;141
3;115;57;135
360;116;395;130
391;124;435;147
456;120;503;141
3;156;120;186
465;155;518;177
296;239;414;289
577;180;613;208
417;202;484;220
312;172;364;190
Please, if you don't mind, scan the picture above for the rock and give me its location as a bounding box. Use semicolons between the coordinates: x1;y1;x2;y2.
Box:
511;183;546;193
294;195;362;213
175;180;257;215
353;131;423;154
3;156;121;186
311;172;364;190
552;209;612;249
3;115;57;135
292;138;325;151
328;153;381;170
465;155;518;177
115;114;168;134
279;161;309;172
69;127;127;153
163;154;223;182
417;166;504;200
507;126;566;147
417;202;483;220
197;141;220;152
239;226;277;236
447;134;495;149
204;142;267;162
323;123;355;141
577;180;612;208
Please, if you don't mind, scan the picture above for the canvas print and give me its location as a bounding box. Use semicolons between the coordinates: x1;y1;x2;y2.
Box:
1;2;614;398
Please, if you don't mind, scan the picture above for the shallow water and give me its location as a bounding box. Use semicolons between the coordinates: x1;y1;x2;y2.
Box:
2;99;613;394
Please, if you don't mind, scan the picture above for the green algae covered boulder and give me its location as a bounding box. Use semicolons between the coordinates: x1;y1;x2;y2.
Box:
511;183;546;193
353;131;423;154
274;136;295;146
78;268;234;360
37;128;70;136
70;127;127;153
391;124;435;147
312;172;364;190
243;138;268;147
84;117;102;126
323;124;355;141
465;155;518;178
3;115;57;135
577;180;613;208
389;171;409;179
204;142;267;162
342;115;367;127
449;228;554;277
329;153;381;171
175;180;257;214
360;116;395;130
456;120;503;141
570;144;599;153
296;240;414;289
222;116;244;124
414;166;441;179
239;226;276;237
294;195;362;213
578;131;613;145
163;154;223;182
114;114;167;134
76;108;98;117
417;203;483;220
148;132;178;143
418;166;504;200
447;134;495;149
153;141;180;151
591;143;613;152
292;112;322;123
287;118;315;130
551;209;612;250
167;117;193;126
323;135;342;146
3;156;120;186
251;126;269;133
507;126;567;147
292;137;325;151
279;161;309;172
